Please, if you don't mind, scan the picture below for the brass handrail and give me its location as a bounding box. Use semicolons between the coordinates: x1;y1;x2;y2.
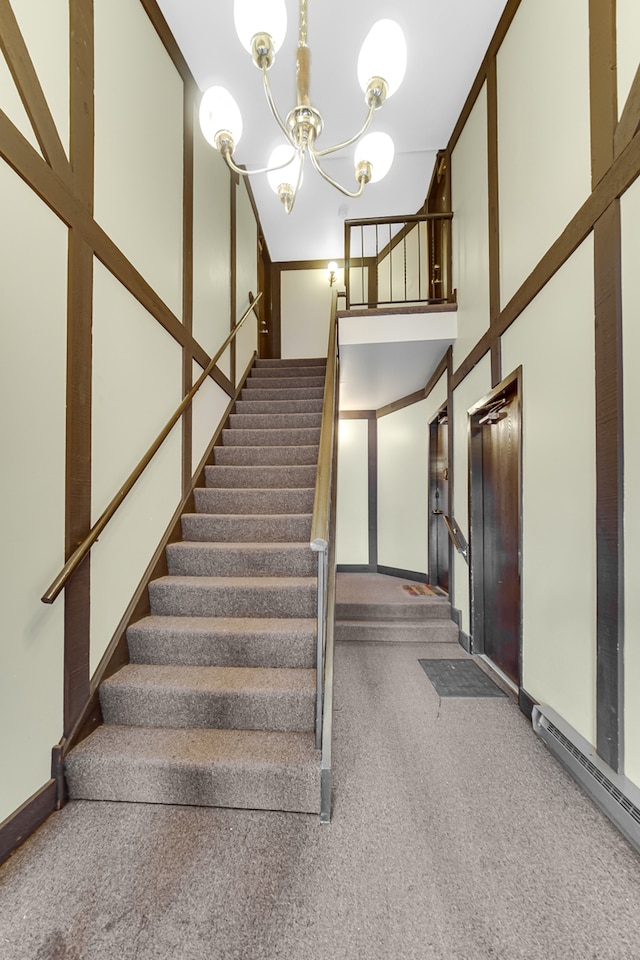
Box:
42;293;263;604
310;287;339;551
310;288;339;820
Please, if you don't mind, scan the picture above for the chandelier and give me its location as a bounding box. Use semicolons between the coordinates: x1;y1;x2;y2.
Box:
198;0;407;214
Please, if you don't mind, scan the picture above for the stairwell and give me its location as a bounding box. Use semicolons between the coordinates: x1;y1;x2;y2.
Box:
65;357;327;815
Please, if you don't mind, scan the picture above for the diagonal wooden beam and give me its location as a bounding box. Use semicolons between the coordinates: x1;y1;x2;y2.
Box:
615;63;640;158
0;0;71;183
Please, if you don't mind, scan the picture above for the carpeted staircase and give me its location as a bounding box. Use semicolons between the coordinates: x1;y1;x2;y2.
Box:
65;357;327;815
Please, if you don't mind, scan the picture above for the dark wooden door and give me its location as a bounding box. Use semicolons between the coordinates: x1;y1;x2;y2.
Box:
429;411;449;593
471;388;521;684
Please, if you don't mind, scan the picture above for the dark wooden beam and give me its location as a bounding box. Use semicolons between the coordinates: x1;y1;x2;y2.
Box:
594;201;624;771
589;0;617;186
615;64;640;158
368;418;378;569
63;0;95;738
182;91;194;496
487;57;502;387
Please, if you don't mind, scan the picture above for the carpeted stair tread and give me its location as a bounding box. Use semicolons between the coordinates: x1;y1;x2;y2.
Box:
181;513;312;543
242;376;325;391
229;412;322;430
213;445;319;466
239;387;325;401
65;726;320;813
127;615;316;668
100;663;316;732
235;398;323;414
204;464;317;488
166;541;316;577
222;427;321;446
249;366;326;379
194;487;314;515
149;575;317;618
336;599;452;621
335;619;459;643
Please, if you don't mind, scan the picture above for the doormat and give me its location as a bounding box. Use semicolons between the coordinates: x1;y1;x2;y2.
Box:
418;659;507;698
402;584;436;596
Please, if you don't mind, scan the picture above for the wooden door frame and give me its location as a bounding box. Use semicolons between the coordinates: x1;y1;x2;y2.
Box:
467;366;523;684
428;401;450;591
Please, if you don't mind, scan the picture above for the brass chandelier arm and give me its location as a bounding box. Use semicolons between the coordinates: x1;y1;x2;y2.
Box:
310;102;376;159
262;65;297;146
221;146;303;178
308;149;367;199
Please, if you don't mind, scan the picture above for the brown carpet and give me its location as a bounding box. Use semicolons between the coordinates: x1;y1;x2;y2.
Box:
1;641;639;959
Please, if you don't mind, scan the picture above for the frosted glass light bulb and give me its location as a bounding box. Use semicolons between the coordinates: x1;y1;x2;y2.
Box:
355;132;395;183
267;145;303;193
199;86;243;150
357;20;407;99
234;0;287;54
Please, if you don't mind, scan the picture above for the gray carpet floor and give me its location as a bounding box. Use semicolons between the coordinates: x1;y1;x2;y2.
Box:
1;639;639;959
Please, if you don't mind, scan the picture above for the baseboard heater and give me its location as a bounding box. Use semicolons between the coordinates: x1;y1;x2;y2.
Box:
532;704;640;854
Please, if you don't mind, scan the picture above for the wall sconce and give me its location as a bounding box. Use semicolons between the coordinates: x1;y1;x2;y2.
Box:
327;261;338;287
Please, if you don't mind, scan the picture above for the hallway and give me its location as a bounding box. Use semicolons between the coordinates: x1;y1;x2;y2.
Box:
1;625;639;958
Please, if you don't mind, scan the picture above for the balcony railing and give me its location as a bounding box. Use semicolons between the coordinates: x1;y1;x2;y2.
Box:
343;212;454;311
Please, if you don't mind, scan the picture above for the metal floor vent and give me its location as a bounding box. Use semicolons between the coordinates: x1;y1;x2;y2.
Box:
533;705;640;854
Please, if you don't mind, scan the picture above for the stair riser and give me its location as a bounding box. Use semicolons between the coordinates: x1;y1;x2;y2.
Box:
194;488;314;515
166;544;316;578
204;464;317;488
222;428;321;446
181;514;312;543
336;601;452;621
213;445;319;466
149;582;317;618
65;754;320;814
335;622;460;643
128;631;315;669
230;413;322;430
100;687;315;733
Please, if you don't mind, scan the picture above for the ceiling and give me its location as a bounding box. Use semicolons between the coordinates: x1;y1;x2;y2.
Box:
156;0;508;264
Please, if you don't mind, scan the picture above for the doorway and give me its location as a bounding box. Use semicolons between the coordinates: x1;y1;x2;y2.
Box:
469;371;522;686
428;405;449;594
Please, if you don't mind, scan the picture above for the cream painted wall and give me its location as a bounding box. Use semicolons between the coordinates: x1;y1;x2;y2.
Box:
377;401;429;574
617;0;640;116
497;0;591;306
0;163;67;822
336;419;370;565
347;265;368;306
281;269;333;359
235;180;259;380
621;177;640;786
451;354;492;634
94;0;183;318
191;363;231;475
192;108;231;358
0;0;70;157
91;261;183;672
501;237;596;744
451;85;490;370
236;179;258;322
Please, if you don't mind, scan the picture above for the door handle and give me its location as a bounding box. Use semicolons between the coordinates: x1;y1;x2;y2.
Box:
432;509;443;515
